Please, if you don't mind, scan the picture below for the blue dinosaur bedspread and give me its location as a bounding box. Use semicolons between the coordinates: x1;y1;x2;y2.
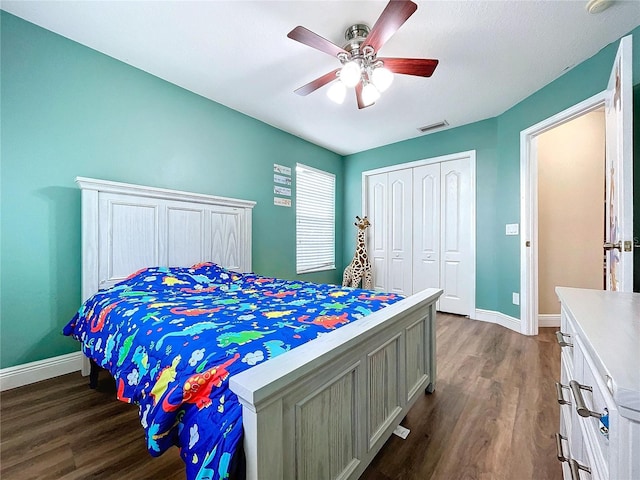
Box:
63;263;403;480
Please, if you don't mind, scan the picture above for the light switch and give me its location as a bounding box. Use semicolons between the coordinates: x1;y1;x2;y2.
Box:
505;223;519;236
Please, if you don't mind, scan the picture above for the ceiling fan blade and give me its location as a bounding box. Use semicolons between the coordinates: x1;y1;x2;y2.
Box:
363;0;418;52
355;82;373;109
287;26;348;57
294;69;340;96
378;57;439;77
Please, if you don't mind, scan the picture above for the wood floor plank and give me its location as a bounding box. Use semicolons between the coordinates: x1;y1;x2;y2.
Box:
0;314;562;479
362;315;562;480
428;377;519;480
367;354;487;479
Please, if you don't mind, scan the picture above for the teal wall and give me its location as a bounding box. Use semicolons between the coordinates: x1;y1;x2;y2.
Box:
344;26;640;318
0;12;344;369
1;11;638;370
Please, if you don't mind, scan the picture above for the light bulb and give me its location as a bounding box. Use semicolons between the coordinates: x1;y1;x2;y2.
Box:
371;66;394;92
339;61;361;88
326;81;346;104
361;83;380;106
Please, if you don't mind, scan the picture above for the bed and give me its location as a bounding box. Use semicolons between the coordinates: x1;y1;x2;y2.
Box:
68;177;442;480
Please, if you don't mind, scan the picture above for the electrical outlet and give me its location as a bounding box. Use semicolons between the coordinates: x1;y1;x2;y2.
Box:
512;292;520;305
506;223;519;235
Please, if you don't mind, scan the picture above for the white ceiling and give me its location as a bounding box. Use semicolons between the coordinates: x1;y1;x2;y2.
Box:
3;1;639;155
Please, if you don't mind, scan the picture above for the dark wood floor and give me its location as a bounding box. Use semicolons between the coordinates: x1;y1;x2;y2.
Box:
0;314;562;480
363;314;561;480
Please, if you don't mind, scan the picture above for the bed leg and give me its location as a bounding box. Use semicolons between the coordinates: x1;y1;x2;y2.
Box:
89;359;100;389
425;382;434;394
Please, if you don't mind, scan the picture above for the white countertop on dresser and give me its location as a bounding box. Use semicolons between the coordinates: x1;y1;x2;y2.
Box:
555;287;640;421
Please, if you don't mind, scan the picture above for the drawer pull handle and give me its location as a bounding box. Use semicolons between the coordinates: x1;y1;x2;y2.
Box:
569;380;603;419
556;434;592;479
555;382;572;406
569;459;591;479
555;331;573;348
555;433;569;462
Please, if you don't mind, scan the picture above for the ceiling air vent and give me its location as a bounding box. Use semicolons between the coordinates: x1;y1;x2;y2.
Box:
417;120;449;134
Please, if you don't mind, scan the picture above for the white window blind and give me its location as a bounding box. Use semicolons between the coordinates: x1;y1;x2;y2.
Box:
296;163;336;274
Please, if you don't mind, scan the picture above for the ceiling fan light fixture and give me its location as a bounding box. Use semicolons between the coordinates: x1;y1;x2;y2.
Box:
362;83;381;106
327;81;347;104
371;66;394;92
339;61;362;88
287;1;438;109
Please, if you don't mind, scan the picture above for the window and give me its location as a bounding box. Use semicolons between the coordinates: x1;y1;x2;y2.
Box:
296;163;335;274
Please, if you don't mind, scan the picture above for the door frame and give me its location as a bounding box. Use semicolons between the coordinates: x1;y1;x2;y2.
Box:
520;92;605;336
361;150;476;317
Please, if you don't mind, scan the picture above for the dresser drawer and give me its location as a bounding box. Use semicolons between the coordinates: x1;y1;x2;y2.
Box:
558;305;576;371
570;337;614;480
558;353;596;480
559;354;573;443
557;424;596;480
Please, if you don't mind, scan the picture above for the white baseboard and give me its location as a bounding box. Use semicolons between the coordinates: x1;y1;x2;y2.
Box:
473;309;522;334
539;314;561;328
0;351;83;391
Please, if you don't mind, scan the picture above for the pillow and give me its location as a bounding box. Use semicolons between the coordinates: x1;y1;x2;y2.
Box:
115;266;203;292
189;262;244;284
112;263;244;296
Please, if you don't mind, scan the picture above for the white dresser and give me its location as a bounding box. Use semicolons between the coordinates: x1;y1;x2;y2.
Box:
555;287;640;480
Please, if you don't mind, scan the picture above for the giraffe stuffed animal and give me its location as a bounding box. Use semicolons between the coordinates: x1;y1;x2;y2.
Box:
342;216;372;289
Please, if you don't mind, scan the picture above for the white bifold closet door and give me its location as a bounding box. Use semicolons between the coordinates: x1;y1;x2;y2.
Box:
368;168;413;295
413;160;471;315
367;158;471;315
412;163;440;294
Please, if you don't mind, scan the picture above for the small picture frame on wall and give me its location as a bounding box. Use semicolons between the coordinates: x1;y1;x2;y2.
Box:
274;197;291;207
273;164;292;176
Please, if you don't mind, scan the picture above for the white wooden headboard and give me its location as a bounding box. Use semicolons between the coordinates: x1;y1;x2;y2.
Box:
76;177;256;302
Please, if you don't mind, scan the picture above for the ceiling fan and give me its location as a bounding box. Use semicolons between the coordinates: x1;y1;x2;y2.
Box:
287;0;439;109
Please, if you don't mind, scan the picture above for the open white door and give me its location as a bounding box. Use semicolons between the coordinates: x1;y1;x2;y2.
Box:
604;35;633;291
520;34;634;334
